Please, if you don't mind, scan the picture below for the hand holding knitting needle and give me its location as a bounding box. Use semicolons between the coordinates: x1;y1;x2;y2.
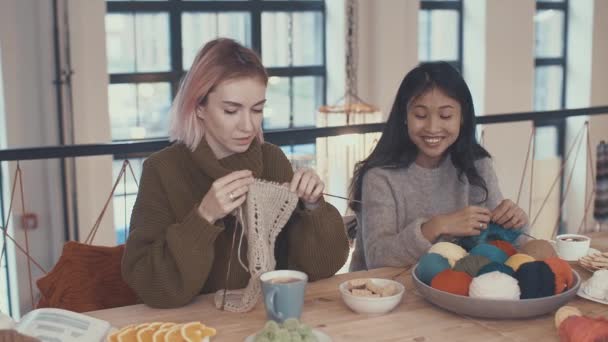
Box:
491;199;528;229
198;170;255;224
290;168;325;209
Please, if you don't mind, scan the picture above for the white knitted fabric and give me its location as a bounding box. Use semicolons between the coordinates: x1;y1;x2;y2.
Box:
214;179;298;312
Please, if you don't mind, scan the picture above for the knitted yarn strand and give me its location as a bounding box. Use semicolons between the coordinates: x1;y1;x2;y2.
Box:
214;180;299;312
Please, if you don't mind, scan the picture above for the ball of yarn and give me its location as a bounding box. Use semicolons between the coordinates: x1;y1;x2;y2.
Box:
428;242;468;267
430;269;472;296
487;240;517;257
457;223;523;251
583;269;608;300
477;262;515;277
505;253;535;272
453;255;491;277
554;305;582;328
415;253;451;285
515;261;556;299
558;316;608;342
469;243;508;264
469;271;520;300
520;239;557;260
544;257;574;294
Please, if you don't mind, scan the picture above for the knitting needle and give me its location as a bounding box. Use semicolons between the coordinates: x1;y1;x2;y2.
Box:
222;221;239;311
521;232;537;240
322;193;362;204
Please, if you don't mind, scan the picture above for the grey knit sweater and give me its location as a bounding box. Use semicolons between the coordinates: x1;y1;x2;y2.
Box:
350;157;503;271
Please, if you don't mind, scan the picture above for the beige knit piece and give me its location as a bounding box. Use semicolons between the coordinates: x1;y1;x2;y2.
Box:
214;180;298;312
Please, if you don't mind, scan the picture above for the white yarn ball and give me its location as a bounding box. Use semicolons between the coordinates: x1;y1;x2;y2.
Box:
584;269;608;300
469;271;520;300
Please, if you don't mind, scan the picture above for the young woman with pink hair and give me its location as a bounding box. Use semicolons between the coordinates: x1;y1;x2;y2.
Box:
122;38;348;308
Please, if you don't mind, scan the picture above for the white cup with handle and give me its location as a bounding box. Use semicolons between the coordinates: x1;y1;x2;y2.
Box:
555;234;591;261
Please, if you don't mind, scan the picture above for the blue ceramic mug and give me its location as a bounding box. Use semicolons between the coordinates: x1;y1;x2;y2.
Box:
260;270;308;323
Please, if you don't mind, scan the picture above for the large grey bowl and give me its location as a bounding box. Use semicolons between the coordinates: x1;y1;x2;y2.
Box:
412;264;581;319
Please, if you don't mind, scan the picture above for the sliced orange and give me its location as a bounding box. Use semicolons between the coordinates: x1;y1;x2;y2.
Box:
136;327;156;342
152;328;170;342
164;325;185;342
147;322;164;330
106;330;120;342
135;323;150;331
159;323;176;330
181;322;217;342
117;327;138;342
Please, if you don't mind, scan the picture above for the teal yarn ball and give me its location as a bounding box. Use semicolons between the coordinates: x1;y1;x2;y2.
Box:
469;243;508;264
457;223;523;251
453;255;492;277
477;262;515;277
416;253;451;285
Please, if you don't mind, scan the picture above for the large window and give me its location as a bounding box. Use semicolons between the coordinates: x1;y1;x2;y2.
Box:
533;0;568;162
418;0;463;72
105;0;326;242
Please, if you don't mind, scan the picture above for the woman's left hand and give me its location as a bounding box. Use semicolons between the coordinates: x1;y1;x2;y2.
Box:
290;168;324;208
491;199;528;229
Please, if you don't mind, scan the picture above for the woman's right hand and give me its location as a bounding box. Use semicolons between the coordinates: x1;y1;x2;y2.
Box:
197;170;255;224
422;206;491;241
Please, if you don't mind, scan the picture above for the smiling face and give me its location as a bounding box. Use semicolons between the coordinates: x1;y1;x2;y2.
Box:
406;87;462;168
199;77;266;159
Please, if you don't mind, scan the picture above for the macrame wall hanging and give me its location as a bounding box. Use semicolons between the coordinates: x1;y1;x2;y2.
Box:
316;0;382;215
213;180;298;312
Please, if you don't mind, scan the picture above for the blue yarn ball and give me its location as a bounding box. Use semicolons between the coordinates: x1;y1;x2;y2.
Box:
457;223;523;251
477;262;515;277
416;253;451;285
469;243;509;264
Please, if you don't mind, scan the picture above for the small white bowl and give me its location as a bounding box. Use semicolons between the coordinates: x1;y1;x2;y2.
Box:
339;278;405;315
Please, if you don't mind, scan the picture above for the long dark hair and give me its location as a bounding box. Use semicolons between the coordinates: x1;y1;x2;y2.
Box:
349;61;490;211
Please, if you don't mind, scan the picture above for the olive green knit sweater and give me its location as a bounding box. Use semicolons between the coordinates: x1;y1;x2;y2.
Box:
122;139;349;308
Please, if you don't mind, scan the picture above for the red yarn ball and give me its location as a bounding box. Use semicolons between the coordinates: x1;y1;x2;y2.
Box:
558;316;608;342
487;240;517;257
430;269;472;296
544;257;574;294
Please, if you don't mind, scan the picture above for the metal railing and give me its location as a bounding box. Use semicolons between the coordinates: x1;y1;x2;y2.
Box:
0;105;607;317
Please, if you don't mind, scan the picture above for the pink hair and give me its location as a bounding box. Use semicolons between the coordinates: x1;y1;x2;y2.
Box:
169;38;268;150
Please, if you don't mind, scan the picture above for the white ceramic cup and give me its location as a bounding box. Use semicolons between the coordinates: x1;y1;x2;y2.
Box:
555;234;591;261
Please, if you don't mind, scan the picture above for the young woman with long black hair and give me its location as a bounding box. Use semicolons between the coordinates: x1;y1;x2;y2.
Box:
349;62;528;271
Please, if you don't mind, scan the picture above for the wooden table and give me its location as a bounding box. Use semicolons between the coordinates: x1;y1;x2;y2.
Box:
87;233;608;341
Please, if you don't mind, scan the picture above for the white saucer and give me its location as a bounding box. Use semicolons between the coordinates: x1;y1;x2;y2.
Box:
558;247;601;262
577;280;608;305
244;329;332;342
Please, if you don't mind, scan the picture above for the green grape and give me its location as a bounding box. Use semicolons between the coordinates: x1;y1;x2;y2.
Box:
264;320;280;334
256;319;319;342
296;324;313;337
275;329;291;342
290;331;303;342
282;318;300;332
254;336;271;342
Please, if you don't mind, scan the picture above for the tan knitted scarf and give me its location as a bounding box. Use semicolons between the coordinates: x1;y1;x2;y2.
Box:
213;180;299;312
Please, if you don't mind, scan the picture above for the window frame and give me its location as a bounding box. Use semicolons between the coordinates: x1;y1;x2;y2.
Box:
533;0;569;232
534;0;569;110
106;0;327;140
533;0;569;156
419;0;464;72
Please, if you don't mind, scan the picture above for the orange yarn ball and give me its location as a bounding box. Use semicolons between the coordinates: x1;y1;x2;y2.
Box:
430;269;473;296
544;257;574;294
488;240;517;257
